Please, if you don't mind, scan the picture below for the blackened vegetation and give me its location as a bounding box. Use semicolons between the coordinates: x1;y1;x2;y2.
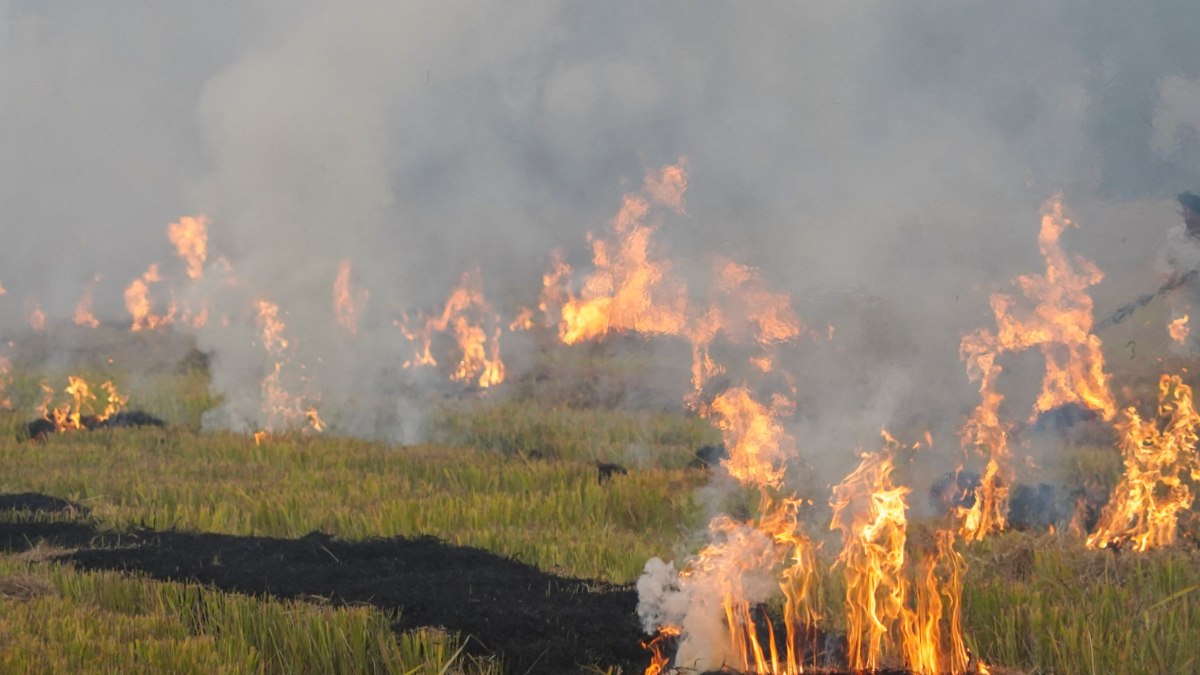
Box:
0;493;646;673
24;410;166;441
929;470;980;515
596;461;628;484
689;443;728;469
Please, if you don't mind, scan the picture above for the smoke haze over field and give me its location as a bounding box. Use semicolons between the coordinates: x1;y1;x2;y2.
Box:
3;2;1200;448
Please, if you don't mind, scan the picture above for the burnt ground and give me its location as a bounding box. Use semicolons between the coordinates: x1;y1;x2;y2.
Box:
0;492;980;675
0;492;645;673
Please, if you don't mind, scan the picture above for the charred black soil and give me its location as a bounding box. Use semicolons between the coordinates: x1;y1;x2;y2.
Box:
0;492;645;673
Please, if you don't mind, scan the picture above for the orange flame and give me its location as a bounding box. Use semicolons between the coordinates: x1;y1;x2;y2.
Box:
958;195;1114;540
36;376;128;432
167;215;208;280
400;267;506;388
709;386;795;489
333;259;369;336
125;264;175;331
28;304;46;331
830;441;969;674
559;162;689;344
1087;374;1200;551
0;354;12;410
254;301;322;434
538;249;574;328
73;275;102;328
1169;315;1190;345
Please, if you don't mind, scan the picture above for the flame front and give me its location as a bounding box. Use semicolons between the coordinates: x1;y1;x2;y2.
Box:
333;259;369;336
399;266;505;388
167;215;208;280
125;264;175;331
35;376;128;432
830;442;969;674
1087;374;1200;551
74;275;101;328
255;300;322;434
958;195;1114;540
559;162;689;344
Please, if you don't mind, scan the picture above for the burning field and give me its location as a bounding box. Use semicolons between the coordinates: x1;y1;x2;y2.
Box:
6;4;1200;674
2;159;1200;674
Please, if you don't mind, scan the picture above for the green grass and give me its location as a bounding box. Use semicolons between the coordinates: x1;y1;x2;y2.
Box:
0;424;705;584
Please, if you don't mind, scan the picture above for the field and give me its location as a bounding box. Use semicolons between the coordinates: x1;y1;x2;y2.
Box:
2;335;1200;674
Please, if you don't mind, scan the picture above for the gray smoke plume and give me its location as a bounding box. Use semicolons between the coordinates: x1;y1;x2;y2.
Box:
3;1;1199;447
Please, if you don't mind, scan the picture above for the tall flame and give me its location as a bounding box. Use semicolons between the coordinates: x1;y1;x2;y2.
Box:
399;266;505;388
559;162;689;344
1087;374;1200;552
167;215;208;280
124;264;175;331
255;300;322;434
333;259;369;336
73;275;102;328
830;440;969;674
958;195;1114;540
36;376;128;432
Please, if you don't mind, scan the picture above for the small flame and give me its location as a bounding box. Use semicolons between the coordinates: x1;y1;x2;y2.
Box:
167;215;208;280
36;376;128;432
255;301;322;433
73;275;102;328
1087;374;1200;552
399;267;506;388
125;264;175;331
0;354;11;410
28;304;46;331
1169;315;1190;345
333;259;369;336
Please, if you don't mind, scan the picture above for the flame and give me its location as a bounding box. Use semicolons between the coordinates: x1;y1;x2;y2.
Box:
958;195;1114;540
709;386;795;489
0;354;11;410
399;267;506;388
254;301;323;433
508;307;535;331
333;259;369;336
28;305;46;331
167;215;208;280
253;431;269;446
124;264;175;331
1169;315;1190;345
35;376;128;432
642;625;680;675
0;281;5;295
830;441;969;674
559;162;689;344
538;249;574;327
73;275;102;328
1087;374;1200;551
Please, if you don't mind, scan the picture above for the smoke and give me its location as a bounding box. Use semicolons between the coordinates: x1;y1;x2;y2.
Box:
3;1;1200;443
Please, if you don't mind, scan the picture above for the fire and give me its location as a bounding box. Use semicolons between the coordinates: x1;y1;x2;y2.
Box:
508;307;535;331
28;304;46;331
709;386;795;489
0;354;11;410
829;441;969;674
254;301;323;434
124;264;175;331
538;249;573;327
399;267;506;388
1169;314;1190;345
958;195;1115;540
558;162;689;344
333;259;369;336
35;376;128;432
167;215;208;280
1087;374;1200;552
74;275;102;328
